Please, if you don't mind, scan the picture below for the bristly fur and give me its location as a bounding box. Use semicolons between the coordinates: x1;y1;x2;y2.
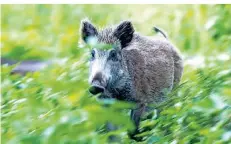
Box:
97;27;117;44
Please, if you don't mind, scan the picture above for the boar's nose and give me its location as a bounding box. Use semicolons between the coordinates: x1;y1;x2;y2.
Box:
89;72;105;95
89;84;105;95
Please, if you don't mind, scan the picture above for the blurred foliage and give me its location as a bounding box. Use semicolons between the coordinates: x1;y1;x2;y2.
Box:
1;4;231;144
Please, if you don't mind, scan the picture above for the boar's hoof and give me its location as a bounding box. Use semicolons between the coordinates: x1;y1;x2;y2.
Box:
128;131;143;142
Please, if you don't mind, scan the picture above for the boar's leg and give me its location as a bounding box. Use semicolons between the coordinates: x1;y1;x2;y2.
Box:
105;122;121;142
130;104;146;128
129;103;146;141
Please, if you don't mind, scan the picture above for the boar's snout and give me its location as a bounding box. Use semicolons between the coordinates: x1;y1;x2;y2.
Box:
89;84;105;95
89;72;106;95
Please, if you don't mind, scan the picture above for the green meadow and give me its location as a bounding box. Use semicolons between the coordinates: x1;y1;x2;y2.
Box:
1;4;231;143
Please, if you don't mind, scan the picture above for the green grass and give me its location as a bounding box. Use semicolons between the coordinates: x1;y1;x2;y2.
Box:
1;4;231;144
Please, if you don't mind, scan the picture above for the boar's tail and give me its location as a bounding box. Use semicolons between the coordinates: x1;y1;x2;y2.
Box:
153;26;168;39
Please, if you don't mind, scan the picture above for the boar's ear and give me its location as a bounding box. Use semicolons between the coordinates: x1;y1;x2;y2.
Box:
114;21;134;48
81;19;98;43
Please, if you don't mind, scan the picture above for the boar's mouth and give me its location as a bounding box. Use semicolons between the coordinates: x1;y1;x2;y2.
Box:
89;81;105;95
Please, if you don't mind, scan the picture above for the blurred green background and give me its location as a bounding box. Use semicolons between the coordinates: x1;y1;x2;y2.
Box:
1;4;231;144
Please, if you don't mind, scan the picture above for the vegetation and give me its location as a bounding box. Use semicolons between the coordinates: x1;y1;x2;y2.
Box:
1;4;231;143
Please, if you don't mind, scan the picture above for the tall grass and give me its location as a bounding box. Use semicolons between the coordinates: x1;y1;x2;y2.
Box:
1;4;231;143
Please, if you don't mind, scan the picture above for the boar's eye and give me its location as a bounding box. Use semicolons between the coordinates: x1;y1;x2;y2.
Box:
108;50;118;61
90;49;95;61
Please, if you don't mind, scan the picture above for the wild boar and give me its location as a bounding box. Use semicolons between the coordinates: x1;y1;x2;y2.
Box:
81;19;183;137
